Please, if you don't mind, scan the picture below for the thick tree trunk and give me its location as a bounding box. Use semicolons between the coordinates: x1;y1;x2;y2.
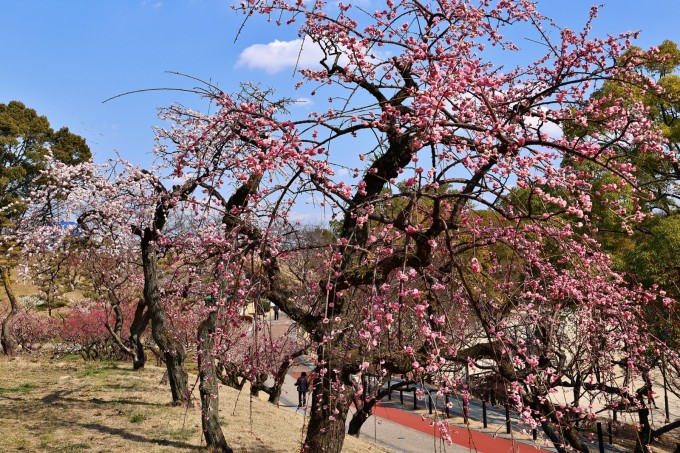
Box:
348;374;375;437
255;350;304;405
197;298;232;453
128;299;151;370
635;408;653;453
216;364;247;390
267;385;283;405
563;424;589;453
0;266;19;355
348;378;413;437
141;237;190;405
250;373;268;397
267;352;301;405
347;405;371;437
303;363;353;453
527;392;589;453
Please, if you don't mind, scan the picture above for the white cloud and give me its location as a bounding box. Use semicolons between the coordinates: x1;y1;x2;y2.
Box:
236;39;325;74
293;98;313;107
236;35;392;76
524;115;563;139
142;0;163;8
288;211;329;224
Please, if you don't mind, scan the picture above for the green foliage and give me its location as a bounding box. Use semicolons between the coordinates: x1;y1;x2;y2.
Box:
574;41;680;347
0;100;91;229
75;362;119;378
644;40;680;77
34;298;69;311
625;215;680;347
128;410;149;423
57;444;91;452
567;41;680;216
256;298;271;314
0;383;37;394
627;215;680;291
559;41;680;258
161;427;196;441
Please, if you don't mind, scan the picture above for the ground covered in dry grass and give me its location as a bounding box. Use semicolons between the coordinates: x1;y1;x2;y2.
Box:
0;355;390;452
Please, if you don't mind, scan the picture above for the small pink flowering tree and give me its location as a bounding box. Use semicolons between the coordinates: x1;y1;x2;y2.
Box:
17;158;197;403
10;309;53;353
56;301;134;360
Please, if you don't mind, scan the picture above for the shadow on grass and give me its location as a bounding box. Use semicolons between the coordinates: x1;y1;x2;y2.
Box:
80;423;204;450
35;388;164;408
89;397;165;407
42;389;78;404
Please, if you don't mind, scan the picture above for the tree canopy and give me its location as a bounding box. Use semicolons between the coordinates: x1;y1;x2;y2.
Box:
0;100;91;227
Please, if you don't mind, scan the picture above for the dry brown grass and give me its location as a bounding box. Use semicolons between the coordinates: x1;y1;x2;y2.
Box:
0;355;390;452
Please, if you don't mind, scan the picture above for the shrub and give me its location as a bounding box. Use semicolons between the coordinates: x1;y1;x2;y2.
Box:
56;302;133;360
10;310;54;352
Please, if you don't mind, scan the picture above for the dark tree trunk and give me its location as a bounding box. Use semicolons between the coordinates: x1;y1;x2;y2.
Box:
0;266;19;355
348;378;413;437
216;364;247;390
267;352;302;405
347;405;372;437
141;236;190;405
128;298;151;370
267;385;283;405
112;301;124;338
303;363;353;453
635;408;653;453
563;423;589;453
539;419;571;453
250;373;268;397
527;391;590;453
197;297;232;453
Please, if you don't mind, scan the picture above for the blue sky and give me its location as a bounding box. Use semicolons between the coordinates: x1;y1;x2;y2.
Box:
2;0;679;168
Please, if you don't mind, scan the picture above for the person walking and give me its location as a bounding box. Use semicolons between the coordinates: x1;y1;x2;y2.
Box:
294;372;308;407
273;304;279;320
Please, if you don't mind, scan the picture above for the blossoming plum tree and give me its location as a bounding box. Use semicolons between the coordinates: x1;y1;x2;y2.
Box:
15;1;680;452
220;0;680;450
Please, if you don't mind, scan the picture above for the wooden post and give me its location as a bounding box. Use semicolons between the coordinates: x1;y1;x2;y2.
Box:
505;405;511;434
662;354;671;423
482;400;487;428
596;422;604;453
387;377;392;401
400;388;404;405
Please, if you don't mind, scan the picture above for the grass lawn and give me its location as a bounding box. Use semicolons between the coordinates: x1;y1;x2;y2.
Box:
0;355;389;452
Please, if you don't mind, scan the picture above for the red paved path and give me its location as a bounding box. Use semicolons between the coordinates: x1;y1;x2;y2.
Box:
290;371;551;453
372;401;550;453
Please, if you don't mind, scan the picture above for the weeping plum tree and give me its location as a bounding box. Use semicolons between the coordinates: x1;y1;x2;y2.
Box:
90;0;678;450
215;0;680;451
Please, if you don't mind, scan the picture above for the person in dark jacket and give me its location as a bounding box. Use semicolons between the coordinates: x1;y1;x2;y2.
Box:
294;372;308;407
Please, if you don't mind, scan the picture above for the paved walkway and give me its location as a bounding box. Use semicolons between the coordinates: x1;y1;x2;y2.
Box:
284;368;554;453
267;312;627;453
